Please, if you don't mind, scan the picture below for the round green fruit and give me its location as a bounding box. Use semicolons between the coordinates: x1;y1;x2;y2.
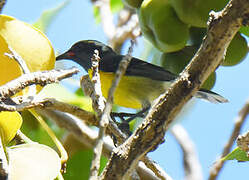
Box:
161;45;216;89
122;0;143;9
222;33;248;66
161;46;197;74
170;0;229;27
138;0;189;53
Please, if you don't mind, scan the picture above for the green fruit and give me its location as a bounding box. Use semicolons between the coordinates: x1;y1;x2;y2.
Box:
138;0;189;53
161;46;197;74
170;0;228;27
189;27;207;46
222;33;248;66
122;0;143;9
161;45;216;89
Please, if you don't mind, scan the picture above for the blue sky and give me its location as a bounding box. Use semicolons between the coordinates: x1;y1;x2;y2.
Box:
3;0;249;179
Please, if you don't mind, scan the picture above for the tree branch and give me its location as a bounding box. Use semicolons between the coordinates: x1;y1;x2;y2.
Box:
37;109;169;180
171;125;203;180
209;98;249;180
0;0;6;14
88;40;134;179
0;68;79;102
100;0;249;179
5;45;37;96
89;49;107;179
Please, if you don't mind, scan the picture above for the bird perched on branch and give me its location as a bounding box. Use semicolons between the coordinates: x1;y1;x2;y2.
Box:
56;40;228;114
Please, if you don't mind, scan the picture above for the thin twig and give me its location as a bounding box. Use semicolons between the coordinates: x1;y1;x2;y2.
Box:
89;50;106;180
209;99;249;180
97;40;134;177
89;41;136;179
5;45;37;95
171;124;203;180
142;157;172;180
0;68;79;101
15;130;34;144
0;97;98;126
5;46;30;74
0;0;6;14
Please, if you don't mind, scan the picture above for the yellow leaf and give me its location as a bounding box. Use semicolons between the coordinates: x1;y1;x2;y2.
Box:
0;111;23;144
0;15;55;90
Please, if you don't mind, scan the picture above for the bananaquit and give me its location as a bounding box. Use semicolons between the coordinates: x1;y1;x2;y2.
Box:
56;40;228;110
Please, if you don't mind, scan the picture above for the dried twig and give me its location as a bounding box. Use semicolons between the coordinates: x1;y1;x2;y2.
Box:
0;0;6;14
142;157;172;180
5;46;30;74
89;50;107;180
209;99;249;180
5;45;37;95
171;124;203;180
0;68;79;102
100;0;249;179
89;40;134;179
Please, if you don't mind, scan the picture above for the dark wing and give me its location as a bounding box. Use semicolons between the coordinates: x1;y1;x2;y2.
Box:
100;54;177;81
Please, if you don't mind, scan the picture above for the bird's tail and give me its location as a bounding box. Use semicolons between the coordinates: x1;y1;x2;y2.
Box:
194;89;228;103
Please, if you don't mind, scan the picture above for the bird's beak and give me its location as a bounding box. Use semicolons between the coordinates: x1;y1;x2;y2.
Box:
56;51;75;60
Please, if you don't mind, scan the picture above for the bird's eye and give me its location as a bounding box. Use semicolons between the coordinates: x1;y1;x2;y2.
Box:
67;51;75;57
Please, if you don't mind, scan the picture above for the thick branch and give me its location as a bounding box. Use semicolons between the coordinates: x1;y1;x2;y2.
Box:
101;0;249;179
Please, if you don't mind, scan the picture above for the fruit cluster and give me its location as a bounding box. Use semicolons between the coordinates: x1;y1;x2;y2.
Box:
123;0;248;89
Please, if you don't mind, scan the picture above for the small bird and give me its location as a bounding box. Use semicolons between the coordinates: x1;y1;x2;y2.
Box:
56;40;228;111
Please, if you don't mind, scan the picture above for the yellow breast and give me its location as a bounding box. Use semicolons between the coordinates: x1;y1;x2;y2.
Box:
88;69;166;109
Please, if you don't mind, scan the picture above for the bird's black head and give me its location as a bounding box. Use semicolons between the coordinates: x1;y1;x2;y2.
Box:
56;40;116;71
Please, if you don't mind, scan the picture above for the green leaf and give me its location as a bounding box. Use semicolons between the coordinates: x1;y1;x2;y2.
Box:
93;7;101;24
75;88;84;97
33;0;70;33
110;0;124;13
240;26;249;37
63;150;107;180
223;147;249;162
20;110;65;147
